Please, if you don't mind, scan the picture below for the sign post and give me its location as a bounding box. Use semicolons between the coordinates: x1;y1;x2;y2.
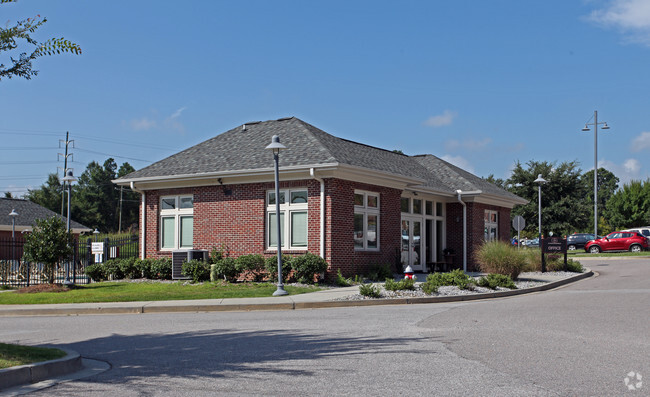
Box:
91;242;105;264
542;236;568;271
512;216;526;250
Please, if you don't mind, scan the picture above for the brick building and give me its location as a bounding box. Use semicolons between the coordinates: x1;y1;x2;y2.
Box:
115;117;526;277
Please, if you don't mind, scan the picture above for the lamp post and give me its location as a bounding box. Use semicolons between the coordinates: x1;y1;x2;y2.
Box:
9;209;18;266
62;170;77;285
581;111;610;237
93;228;100;242
265;135;288;296
534;174;547;272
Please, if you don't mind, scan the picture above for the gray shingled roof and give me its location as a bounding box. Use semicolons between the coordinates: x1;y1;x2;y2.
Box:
117;117;524;203
0;198;91;231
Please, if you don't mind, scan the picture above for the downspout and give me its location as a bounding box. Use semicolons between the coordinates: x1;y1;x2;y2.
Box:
130;182;145;260
310;168;325;259
456;190;467;272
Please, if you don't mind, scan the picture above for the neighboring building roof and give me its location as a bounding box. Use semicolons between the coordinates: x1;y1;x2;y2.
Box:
0;198;92;234
116;117;526;205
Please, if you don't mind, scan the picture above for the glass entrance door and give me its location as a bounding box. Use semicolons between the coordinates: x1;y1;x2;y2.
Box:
401;218;423;271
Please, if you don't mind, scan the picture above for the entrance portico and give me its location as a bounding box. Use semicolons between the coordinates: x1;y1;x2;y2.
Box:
400;194;446;272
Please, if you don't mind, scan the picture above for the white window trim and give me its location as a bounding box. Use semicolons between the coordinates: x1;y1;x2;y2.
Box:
160;195;193;251
354;190;380;251
266;188;309;251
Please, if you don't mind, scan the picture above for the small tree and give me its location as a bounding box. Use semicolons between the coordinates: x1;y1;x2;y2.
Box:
23;216;72;283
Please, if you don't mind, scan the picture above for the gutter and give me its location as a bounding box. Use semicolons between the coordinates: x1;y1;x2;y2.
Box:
130;181;146;260
456;190;482;272
310;168;325;259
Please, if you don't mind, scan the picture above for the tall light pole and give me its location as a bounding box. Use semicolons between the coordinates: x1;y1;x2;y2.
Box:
9;209;18;265
582;111;610;237
62;170;77;285
534;174;547;272
265;135;288;296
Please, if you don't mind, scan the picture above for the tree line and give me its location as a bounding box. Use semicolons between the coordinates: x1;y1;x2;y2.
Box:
486;160;650;238
23;158;139;234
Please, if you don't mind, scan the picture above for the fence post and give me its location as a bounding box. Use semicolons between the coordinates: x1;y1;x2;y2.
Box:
103;237;110;262
73;239;78;284
86;238;92;265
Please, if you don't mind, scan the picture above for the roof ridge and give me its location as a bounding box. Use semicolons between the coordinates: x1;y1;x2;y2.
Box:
290;118;339;162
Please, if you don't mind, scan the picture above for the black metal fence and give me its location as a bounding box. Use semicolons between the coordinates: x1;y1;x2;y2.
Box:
0;234;139;287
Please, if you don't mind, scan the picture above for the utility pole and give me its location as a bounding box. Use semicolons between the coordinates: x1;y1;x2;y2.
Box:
119;185;123;233
58;132;74;218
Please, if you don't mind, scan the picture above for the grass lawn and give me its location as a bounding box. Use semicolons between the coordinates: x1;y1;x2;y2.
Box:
0;343;67;369
568;251;650;258
0;281;322;305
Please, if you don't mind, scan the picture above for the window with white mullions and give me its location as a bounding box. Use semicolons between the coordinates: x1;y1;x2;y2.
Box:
267;189;308;250
160;195;193;250
354;190;380;251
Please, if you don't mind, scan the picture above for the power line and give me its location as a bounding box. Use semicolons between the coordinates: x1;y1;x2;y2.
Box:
75;147;152;163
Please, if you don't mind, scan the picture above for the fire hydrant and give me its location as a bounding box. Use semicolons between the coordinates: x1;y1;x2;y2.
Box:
404;265;414;280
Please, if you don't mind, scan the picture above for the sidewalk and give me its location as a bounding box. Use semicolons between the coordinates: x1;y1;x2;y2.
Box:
0;270;593;317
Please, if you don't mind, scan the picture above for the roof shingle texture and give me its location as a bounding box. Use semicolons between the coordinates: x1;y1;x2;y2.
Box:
0;198;90;230
119;117;521;200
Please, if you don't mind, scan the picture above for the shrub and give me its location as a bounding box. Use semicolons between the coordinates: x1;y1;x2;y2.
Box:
84;263;106;282
149;258;172;280
384;277;416;291
182;259;210;283
135;259;153;279
291;253;328;284
211;257;238;282
335;269;352;287
366;264;393;282
103;259;125;280
118;257;140;279
264;255;293;283
474;240;527;279
235;254;266;282
477;273;516;290
359;283;381;298
565;258;583;273
422;269;476;292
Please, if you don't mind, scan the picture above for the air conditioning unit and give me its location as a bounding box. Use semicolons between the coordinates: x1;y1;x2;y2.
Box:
171;249;209;279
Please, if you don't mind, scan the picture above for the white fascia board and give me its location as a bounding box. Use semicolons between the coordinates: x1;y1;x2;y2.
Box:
334;164;425;189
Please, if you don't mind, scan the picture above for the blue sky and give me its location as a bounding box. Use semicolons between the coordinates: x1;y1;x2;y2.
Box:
2;0;650;197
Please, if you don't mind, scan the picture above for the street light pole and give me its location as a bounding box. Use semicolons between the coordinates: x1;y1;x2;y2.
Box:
582;111;610;237
62;170;77;285
534;174;547;272
8;209;18;266
265;135;289;297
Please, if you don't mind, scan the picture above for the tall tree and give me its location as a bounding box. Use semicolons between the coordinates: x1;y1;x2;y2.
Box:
24;173;62;213
72;159;119;232
1;0;81;81
116;162;139;232
604;179;650;229
507;160;590;237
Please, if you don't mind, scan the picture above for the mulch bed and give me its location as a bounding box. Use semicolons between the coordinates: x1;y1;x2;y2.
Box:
15;284;71;294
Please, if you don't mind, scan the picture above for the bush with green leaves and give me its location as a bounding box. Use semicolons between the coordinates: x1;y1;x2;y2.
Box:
117;257;140;279
235;254;266;282
264;255;293;283
421;269;476;294
291;252;328;284
211;257;238;282
84;263;106;282
474;240;527;279
384;277;416;291
209;244;230;264
335;269;352;287
148;258;172;280
103;259;125;280
359;283;381;298
182;259;210;283
366;264;393;281
477;273;516;290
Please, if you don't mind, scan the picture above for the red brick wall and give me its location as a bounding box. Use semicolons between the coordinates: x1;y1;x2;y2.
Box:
141;178;402;278
446;202;512;271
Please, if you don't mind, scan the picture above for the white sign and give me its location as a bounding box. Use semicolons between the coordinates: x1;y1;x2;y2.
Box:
91;242;104;254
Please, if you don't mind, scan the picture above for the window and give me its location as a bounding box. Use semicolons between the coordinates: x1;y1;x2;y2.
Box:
267;189;308;250
354;190;380;250
160;195;193;250
401;197;410;213
484;210;498;242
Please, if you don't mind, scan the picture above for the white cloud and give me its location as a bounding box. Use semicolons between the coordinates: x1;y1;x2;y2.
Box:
441;154;475;174
423;110;457;128
631;131;650;152
445;137;492;152
588;0;650;45
597;158;642;184
130;117;157;131
169;106;187;120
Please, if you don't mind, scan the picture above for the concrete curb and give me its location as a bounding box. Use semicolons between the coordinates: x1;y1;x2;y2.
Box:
0;348;82;391
0;270;594;316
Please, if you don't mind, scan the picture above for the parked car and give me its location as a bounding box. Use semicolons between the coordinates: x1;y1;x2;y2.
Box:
584;231;649;253
525;238;539;248
623;227;650;245
566;233;599;251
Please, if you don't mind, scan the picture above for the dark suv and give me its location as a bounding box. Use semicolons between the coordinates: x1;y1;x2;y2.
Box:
566;233;598;251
